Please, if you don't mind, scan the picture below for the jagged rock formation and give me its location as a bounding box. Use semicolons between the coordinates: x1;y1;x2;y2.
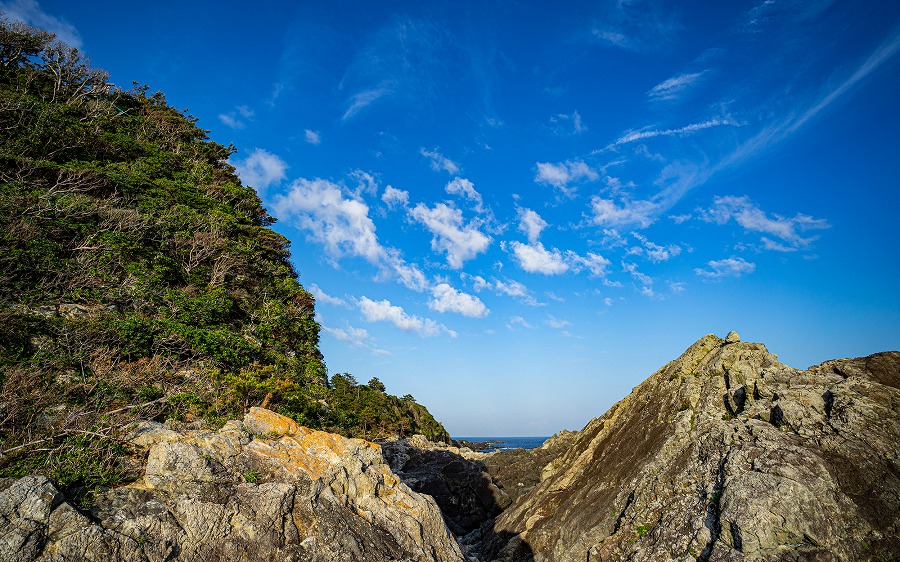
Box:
382;436;510;537
481;431;577;503
482;334;899;562
0;407;464;562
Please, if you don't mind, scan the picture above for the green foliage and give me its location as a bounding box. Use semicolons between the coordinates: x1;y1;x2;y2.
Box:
0;18;449;495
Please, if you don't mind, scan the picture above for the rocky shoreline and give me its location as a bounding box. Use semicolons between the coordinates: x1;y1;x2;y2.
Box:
2;333;898;561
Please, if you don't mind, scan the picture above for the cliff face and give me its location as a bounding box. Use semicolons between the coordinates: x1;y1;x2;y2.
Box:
484;334;899;562
0;408;464;562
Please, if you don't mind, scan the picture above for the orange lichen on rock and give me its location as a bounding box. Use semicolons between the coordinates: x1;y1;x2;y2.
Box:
243;407;383;481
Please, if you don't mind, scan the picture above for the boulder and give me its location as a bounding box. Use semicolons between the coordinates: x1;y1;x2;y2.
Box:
1;408;465;562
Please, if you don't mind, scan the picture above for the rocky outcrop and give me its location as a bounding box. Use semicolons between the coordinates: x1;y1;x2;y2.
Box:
0;407;464;562
484;334;899;562
381;435;509;537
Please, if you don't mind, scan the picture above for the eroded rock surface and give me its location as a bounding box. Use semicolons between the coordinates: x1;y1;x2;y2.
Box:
484;335;899;562
0;407;465;562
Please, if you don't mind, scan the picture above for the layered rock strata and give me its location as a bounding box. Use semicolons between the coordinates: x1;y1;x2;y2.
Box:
482;334;900;561
0;407;465;562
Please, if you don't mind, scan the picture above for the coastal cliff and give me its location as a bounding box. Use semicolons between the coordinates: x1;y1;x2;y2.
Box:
479;333;899;561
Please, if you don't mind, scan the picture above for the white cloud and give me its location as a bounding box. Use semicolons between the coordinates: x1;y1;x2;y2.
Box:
550;110;586;134
0;0;82;48
631;232;682;262
590;197;657;228
429;283;489;317
623;261;654;287
304;129;321;145
218;114;244;129
357;296;454;337
604;297;614;306
546;315;571;329
322;325;371;348
569;252;612;277
232;148;287;193
695;257;756;279
421;148;460;175
612;117;740;147
534;160;599;195
507;315;533;330
309;284;347;307
700;195;829;248
218;105;254;129
517;207;549;243
272;177;426;290
381;185;409;208
342;81;395;121
508;241;569;275
647;71;705;101
409;202;491;269
445;177;483;211
465;274;541;306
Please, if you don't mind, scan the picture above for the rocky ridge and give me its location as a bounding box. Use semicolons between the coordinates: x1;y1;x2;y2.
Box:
0;407;464;562
481;333;899;561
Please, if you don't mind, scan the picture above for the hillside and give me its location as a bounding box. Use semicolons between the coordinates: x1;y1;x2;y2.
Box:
0;18;447;500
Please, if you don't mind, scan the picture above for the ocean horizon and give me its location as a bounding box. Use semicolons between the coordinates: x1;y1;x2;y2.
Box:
454;436;550;452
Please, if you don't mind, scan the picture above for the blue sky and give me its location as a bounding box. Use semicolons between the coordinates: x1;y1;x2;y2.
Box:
7;0;899;436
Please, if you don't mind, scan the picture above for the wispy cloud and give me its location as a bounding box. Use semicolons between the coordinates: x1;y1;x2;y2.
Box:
466;274;542;306
0;0;82;48
647;71;706;101
590;1;680;53
218;105;254;130
309;284;347;307
342;81;395;121
721;28;900;171
534;160;599;196
629;232;682;263
506;315;533;330
322;324;373;349
611;117;740;147
232;148;287;194
545;315;571;329
421;148;460;175
429;283;489;318
699;195;830;249
357;296;455;337
589;197;657;228
409;202;492;269
695;257;756;279
550;110;587;134
304;129;321;145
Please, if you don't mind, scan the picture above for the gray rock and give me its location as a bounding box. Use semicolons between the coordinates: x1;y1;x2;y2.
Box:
725;330;741;343
484;335;900;561
1;409;466;562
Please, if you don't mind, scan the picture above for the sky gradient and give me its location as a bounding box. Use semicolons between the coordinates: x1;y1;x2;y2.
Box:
6;0;899;436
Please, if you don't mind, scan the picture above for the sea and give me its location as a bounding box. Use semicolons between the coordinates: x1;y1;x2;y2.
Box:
454;436;550;452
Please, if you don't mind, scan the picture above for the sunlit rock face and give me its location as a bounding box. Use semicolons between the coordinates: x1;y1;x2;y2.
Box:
0;407;465;562
481;335;899;562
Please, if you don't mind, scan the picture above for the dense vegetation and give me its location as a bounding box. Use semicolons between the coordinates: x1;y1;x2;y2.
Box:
0;19;448;498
